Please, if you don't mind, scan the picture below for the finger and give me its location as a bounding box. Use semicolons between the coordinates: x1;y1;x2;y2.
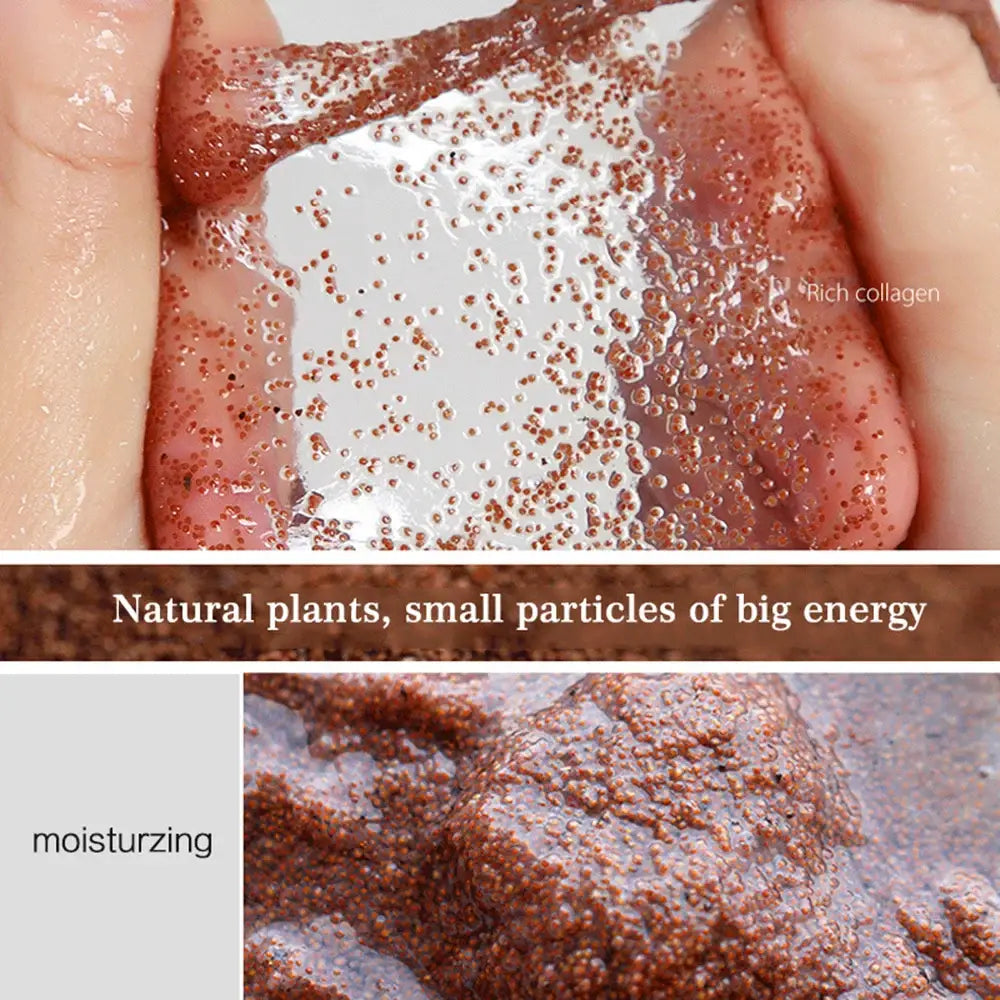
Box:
0;0;173;547
157;0;282;210
146;0;294;549
633;0;918;548
910;0;1000;81
182;0;282;45
762;0;1000;548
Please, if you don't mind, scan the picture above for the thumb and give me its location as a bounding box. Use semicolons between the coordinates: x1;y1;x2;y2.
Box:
761;0;1000;549
0;0;173;548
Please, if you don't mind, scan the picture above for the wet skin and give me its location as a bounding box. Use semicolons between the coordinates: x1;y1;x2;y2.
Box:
0;0;998;547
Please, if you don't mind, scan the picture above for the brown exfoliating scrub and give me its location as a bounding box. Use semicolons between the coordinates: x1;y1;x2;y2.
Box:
244;673;1000;999
146;0;998;551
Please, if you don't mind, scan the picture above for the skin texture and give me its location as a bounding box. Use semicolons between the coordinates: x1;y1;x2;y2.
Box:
762;0;1000;547
0;0;173;547
0;0;997;548
147;0;294;548
149;0;920;550
631;1;918;548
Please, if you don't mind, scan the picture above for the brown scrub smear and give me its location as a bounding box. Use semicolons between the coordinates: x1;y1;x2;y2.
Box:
244;673;1000;999
148;0;997;549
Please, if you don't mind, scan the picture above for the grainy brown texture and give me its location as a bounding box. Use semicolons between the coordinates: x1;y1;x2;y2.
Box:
244;673;1000;999
148;0;1000;552
162;0;1000;206
153;0;911;552
0;564;999;660
162;0;697;206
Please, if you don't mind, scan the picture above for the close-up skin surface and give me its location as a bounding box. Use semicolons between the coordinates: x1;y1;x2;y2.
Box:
0;0;174;547
0;0;998;548
244;672;1000;999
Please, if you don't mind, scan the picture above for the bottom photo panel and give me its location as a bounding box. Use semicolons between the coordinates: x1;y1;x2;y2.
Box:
244;672;999;1000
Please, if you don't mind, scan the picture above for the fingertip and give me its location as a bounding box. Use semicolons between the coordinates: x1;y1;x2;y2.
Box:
3;0;175;61
177;0;283;48
761;0;994;114
0;0;175;175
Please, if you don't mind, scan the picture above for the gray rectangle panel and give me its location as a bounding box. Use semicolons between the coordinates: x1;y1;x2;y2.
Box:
0;674;239;999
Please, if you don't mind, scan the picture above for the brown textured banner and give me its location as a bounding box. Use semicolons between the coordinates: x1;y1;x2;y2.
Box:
0;564;997;661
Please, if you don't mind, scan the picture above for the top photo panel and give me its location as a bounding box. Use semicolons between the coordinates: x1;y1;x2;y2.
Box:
2;0;998;551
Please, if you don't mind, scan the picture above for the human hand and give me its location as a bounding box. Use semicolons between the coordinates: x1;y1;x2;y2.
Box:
625;0;999;550
1;0;996;549
0;0;283;549
0;0;172;547
762;0;1000;547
